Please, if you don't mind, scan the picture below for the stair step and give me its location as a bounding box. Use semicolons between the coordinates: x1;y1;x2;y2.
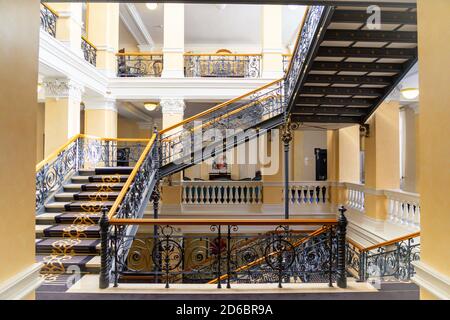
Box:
64;183;126;192
36;238;100;255
71;176;90;183
56;212;102;224
44;201;114;212
37;225;100;238
95;167;133;175
78;169;96;176
37;255;100;273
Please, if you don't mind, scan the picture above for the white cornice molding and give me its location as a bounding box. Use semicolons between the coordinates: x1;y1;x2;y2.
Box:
43;78;84;100
412;261;450;300
160;98;185;115
0;263;43;300
83;97;117;112
119;3;154;47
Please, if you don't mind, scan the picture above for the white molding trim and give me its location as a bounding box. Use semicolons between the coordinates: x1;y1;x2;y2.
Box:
162;47;185;54
412;261;450;300
0;263;43;300
83;97;117;112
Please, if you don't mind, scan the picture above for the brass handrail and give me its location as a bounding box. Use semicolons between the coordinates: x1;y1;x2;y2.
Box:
109;217;337;225
42;3;59;17
35;134;150;172
107;134;157;220
284;6;310;77
208;225;331;284
361;232;420;253
159;78;283;135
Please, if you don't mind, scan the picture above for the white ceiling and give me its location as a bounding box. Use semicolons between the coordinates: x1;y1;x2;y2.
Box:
121;3;306;50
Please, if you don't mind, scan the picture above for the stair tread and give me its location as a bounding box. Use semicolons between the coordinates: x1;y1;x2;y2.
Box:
36;238;100;254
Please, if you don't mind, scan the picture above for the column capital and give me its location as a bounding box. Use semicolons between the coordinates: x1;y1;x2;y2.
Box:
43;78;84;100
408;103;420;114
160;98;185;115
83;97;117;112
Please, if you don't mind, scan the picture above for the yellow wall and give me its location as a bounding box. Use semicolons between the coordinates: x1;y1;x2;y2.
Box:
84;109;118;138
119;21;139;52
117;115;151;139
0;0;39;286
417;0;450;299
338;125;360;183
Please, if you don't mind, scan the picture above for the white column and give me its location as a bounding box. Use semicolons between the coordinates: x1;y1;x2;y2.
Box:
160;98;185;130
261;5;284;78
83;97;118;138
162;3;185;78
52;3;83;57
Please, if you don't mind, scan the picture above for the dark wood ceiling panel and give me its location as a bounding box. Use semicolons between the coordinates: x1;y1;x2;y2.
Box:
332;10;417;24
323;30;418;43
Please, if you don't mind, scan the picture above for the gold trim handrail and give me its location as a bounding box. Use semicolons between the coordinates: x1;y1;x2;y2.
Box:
109;217;338;225
184;53;262;57
41;3;59;17
35;134;150;172
159;78;283;135
36;134;81;172
361;232;420;253
208;225;330;284
81;35;97;50
115;52;163;57
346;237;365;252
107;134;157;220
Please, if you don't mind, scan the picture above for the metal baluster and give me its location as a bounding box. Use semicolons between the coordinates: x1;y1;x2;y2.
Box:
337;206;348;288
99;207;110;289
328;226;333;287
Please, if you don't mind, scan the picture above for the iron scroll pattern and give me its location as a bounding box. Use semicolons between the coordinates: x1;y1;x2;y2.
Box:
111;225;337;287
284;6;325;101
81;37;97;66
36;137;148;213
345;236;421;282
185;55;261;78
114;141;159;219
40;4;58;38
160;80;285;166
117;55;163;77
36;139;78;212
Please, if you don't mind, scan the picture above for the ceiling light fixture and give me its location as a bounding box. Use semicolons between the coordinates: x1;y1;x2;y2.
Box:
145;3;158;10
144;102;158;111
401;88;419;100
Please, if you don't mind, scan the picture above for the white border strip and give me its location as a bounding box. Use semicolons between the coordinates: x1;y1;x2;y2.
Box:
412;261;450;300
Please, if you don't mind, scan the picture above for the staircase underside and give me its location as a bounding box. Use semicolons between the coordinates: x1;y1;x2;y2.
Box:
290;4;418;125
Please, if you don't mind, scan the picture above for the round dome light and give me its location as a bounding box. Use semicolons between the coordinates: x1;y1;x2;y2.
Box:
144;102;158;111
401;88;419;100
145;3;158;10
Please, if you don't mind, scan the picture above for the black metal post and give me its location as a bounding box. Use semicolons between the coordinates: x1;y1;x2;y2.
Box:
337;206;348;288
113;226;119;287
151;186;160;284
226;225;232;289
282;118;293;220
99;207;110;289
217;225;222;289
165;233;170;289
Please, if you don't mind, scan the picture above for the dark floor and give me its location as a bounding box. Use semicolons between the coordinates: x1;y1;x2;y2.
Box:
36;282;419;300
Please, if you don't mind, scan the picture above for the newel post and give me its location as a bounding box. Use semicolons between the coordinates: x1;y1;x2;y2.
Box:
99;207;110;289
337;206;348;288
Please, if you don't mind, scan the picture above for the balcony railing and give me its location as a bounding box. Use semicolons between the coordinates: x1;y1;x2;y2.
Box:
288;181;330;205
385;190;420;228
182;180;263;205
346;183;365;213
184;53;262;78
116;52;163;77
40;3;58;37
81;36;97;66
346;232;420;282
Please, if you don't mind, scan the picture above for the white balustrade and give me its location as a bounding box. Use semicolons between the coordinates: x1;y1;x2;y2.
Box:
182;181;263;205
346;183;365;213
287;182;330;205
385;190;420;229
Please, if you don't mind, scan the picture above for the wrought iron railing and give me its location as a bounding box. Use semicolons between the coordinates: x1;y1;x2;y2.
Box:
81;36;97;66
40;3;58;37
116;52;163;77
346;232;420;282
35;134;149;213
159;79;285;167
100;208;348;289
284;6;327;111
184;53;262;78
